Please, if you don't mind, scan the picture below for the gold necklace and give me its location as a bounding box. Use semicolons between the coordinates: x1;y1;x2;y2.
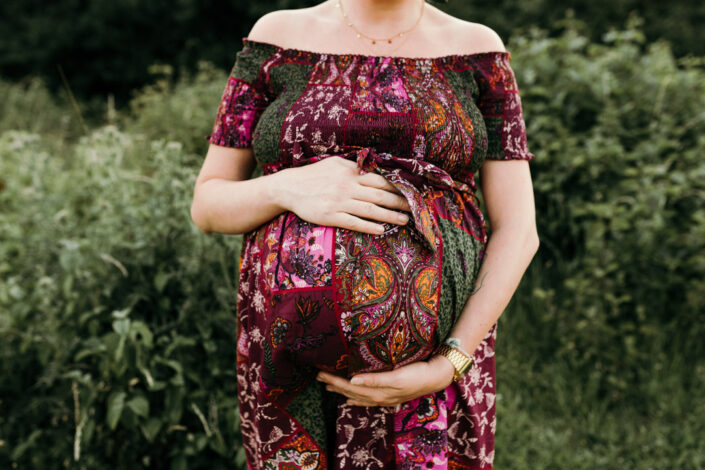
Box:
337;0;425;45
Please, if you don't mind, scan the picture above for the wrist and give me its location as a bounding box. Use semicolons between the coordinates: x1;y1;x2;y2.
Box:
265;167;298;213
428;353;456;388
434;339;474;383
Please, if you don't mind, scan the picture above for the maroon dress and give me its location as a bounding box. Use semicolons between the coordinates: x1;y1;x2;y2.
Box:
206;37;535;470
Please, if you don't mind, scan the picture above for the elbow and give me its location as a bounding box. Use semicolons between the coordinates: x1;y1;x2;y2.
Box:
488;221;540;256
527;225;540;255
190;200;212;234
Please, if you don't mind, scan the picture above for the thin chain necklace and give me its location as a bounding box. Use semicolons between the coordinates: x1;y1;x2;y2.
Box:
337;0;425;46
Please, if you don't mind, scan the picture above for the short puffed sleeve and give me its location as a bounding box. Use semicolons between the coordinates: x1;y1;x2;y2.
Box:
206;40;273;148
474;52;535;161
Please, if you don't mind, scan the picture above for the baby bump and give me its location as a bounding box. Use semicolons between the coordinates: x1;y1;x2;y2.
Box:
253;210;442;389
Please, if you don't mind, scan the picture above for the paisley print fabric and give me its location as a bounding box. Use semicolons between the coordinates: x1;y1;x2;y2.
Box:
207;37;535;470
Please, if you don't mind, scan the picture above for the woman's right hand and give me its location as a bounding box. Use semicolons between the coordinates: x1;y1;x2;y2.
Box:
277;156;413;235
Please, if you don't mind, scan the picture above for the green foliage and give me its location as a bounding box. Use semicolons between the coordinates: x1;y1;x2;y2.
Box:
121;62;228;158
1;18;704;468
498;14;705;407
0;77;84;144
0;127;244;468
444;0;705;60
494;352;705;469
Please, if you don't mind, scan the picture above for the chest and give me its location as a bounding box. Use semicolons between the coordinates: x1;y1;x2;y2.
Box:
252;54;490;179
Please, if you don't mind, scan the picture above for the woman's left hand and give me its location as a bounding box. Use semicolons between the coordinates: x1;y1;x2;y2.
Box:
316;354;457;407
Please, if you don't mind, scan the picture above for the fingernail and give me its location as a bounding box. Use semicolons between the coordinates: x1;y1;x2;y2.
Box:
350;377;363;385
398;213;408;223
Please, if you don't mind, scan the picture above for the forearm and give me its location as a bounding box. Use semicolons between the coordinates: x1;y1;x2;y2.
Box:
190;168;294;235
447;225;540;356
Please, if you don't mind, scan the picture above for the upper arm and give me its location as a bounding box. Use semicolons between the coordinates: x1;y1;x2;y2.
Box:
195;145;257;187
479;160;537;235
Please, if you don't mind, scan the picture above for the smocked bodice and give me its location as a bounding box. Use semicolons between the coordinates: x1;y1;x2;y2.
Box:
207;37;534;190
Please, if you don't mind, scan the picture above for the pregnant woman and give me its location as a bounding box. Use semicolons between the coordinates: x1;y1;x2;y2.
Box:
190;0;539;468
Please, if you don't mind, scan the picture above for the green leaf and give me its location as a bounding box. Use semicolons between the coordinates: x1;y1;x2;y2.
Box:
154;270;172;292
141;417;162;442
10;429;42;460
235;447;246;468
165;387;184;423
115;335;127;363
112;318;131;337
126;395;150;417
129;320;154;348
107;391;126;430
112;308;131;319
155;356;184;386
74;337;107;361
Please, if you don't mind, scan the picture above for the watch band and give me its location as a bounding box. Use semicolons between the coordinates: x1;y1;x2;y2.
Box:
436;344;473;381
444;336;472;357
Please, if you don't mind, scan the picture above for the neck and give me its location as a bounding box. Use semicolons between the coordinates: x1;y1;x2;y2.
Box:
338;0;422;29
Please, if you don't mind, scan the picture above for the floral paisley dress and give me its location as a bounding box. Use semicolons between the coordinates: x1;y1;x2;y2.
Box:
206;37;535;470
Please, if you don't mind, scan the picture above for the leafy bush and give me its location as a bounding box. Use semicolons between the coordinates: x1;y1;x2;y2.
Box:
121;61;228;158
501;14;705;407
0;77;84;143
0;128;246;468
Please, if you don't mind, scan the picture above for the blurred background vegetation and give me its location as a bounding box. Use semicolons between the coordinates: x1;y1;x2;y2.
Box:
1;1;704;469
1;0;703;107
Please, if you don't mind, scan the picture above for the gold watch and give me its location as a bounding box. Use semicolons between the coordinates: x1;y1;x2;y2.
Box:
436;343;473;382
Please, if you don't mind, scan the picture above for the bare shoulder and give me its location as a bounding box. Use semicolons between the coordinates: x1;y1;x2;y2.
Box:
428;7;507;54
449;20;506;54
246;7;323;46
463;22;506;53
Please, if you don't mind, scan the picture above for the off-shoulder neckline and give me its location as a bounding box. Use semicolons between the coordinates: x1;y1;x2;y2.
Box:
242;37;511;63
